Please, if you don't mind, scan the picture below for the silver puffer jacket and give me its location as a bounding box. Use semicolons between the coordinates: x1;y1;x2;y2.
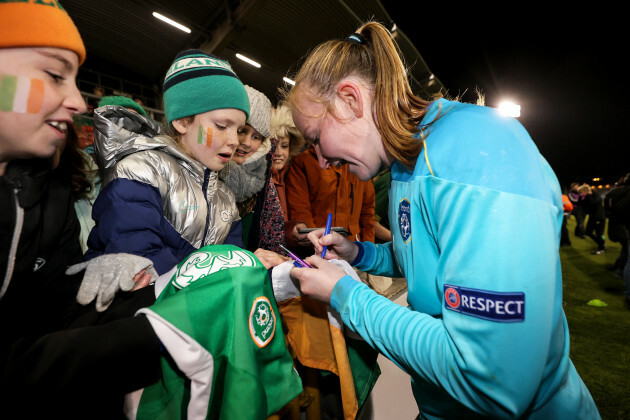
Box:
93;106;240;249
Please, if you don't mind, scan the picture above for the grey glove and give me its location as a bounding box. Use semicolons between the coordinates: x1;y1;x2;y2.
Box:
66;253;158;312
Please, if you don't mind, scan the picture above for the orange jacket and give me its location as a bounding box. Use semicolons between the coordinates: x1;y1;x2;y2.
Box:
562;194;574;213
285;147;375;242
272;165;303;248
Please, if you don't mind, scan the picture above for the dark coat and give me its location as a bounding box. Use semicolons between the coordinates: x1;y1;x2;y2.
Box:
0;159;85;334
583;192;606;221
606;184;630;228
0;159;160;419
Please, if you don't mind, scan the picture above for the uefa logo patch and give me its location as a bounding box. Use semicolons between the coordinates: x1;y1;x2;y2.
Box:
249;296;276;347
443;284;525;323
444;287;460;309
398;199;412;243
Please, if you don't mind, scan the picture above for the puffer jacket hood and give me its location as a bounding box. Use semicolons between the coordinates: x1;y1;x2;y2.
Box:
93;106;204;186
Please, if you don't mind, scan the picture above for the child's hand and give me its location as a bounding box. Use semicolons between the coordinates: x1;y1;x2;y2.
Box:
131;268;152;291
254;248;291;269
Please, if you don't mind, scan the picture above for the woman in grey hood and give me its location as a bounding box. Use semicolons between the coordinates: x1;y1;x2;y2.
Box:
84;50;250;276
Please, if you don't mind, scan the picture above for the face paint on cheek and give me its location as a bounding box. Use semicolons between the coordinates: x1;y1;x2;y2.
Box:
197;125;213;147
0;75;45;113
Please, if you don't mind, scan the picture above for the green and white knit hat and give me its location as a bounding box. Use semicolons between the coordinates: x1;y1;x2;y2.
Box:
163;49;250;125
98;95;147;116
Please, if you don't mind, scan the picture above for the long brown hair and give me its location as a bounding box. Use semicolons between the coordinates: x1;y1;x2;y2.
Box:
285;21;434;170
54;123;96;200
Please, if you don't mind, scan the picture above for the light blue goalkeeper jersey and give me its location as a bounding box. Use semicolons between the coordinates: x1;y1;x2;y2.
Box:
330;99;600;419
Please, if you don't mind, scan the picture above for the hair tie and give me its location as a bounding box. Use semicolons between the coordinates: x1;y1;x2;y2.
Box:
347;33;366;45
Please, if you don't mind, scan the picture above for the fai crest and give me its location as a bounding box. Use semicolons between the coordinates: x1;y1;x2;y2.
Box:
173;250;258;289
398;198;412;243
249;296;276;347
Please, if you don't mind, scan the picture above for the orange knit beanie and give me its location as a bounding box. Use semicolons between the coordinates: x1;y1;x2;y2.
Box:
0;1;86;65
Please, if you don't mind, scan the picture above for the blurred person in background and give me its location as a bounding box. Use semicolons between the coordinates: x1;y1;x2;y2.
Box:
561;191;573;246
605;173;630;305
578;184;606;254
568;182;586;238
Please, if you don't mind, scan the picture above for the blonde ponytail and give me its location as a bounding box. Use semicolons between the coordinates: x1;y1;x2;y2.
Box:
286;21;434;170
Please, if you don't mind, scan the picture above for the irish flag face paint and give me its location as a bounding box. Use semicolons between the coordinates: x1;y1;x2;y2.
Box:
0;75;45;114
197;125;213;148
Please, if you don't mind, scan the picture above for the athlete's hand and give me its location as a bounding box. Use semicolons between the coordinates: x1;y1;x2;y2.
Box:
307;229;358;262
290;255;347;303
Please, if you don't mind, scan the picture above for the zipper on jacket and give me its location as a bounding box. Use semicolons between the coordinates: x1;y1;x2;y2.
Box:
202;169;211;246
350;183;354;214
1;186;25;300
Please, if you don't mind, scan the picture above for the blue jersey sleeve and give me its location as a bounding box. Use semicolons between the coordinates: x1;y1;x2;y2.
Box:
353;241;403;278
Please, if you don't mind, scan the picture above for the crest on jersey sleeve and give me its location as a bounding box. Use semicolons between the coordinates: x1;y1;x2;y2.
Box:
398;198;412;243
249;296;276;347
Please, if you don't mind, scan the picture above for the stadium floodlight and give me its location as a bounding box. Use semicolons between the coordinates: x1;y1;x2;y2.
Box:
497;101;521;117
152;12;191;33
236;53;261;68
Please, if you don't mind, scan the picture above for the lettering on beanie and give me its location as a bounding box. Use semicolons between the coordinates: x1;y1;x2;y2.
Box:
163;54;240;92
165;56;235;80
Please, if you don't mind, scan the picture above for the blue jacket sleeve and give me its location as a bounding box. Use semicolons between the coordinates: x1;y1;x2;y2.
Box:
331;182;564;418
223;219;244;248
86;178;192;275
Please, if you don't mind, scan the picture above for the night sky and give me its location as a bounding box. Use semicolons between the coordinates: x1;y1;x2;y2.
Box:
386;5;628;188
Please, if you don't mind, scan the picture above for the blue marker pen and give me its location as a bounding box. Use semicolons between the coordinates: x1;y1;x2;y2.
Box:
279;244;312;268
321;212;333;258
